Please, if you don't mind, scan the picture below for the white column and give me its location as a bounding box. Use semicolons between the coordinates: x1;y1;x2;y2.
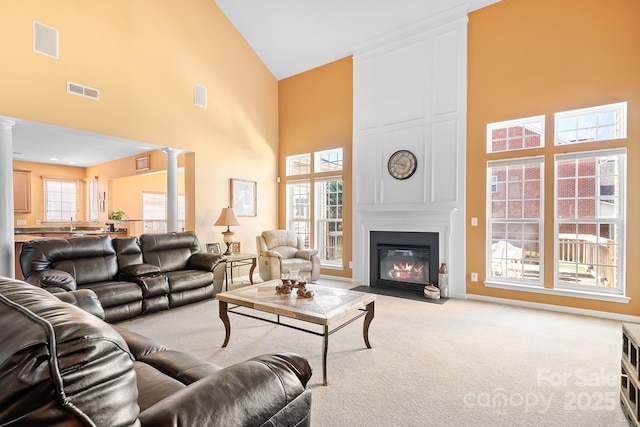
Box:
0;119;16;278
164;148;179;232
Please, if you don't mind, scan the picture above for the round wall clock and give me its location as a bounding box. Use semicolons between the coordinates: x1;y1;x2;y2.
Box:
387;150;417;180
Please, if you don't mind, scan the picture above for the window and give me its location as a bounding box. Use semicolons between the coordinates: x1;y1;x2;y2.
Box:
315;177;343;266
286;180;311;247
86;177;98;222
285;148;343;268
286;153;311;176
485;106;628;301
555;149;625;293
315;149;343;172
44;178;79;222
555;102;627;145
487;157;543;284
487;115;544;153
143;192;185;233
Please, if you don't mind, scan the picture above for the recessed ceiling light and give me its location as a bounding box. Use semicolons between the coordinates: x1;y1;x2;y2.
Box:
50;157;59;161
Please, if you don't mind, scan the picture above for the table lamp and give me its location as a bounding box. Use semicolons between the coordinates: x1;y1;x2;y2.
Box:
214;207;240;255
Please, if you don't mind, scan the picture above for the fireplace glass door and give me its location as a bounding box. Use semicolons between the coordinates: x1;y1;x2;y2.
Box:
378;246;429;286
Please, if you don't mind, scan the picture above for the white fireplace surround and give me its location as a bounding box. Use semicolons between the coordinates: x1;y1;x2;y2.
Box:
353;209;463;296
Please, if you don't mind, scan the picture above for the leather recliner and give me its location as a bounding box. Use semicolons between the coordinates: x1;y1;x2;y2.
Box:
20;234;149;322
0;276;313;426
256;230;321;282
139;231;226;308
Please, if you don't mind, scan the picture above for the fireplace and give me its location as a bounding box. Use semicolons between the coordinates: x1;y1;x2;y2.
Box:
370;231;439;292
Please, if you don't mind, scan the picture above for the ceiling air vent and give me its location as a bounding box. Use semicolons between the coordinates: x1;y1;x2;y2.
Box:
33;21;59;58
194;84;207;108
67;81;100;100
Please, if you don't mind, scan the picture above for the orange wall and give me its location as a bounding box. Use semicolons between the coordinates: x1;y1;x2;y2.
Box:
467;0;640;314
278;57;353;277
2;0;279;251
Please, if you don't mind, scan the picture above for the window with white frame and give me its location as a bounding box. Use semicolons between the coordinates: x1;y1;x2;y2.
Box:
315;177;342;266
487;157;543;284
487;115;544;153
486;104;627;300
44;178;79;222
555;102;627;145
286;180;311;247
284;148;343;268
555;149;625;292
86;177;98;222
286;153;311;176
315;148;343;172
142;192;185;233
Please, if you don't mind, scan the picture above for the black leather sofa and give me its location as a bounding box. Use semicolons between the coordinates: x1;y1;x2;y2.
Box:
0;276;312;426
139;231;224;308
19;231;226;322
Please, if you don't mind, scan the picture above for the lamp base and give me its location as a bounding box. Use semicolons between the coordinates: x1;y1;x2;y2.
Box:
223;241;233;255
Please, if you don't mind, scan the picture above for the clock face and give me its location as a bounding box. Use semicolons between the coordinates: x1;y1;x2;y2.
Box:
388;150;417;180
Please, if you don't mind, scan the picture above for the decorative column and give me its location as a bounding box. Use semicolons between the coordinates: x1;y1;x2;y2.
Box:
164;148;179;232
0;119;16;278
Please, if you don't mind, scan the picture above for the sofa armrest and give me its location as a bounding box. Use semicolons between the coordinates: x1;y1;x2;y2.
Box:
261;250;282;259
25;269;77;292
55;289;106;320
138;353;312;427
295;249;318;260
187;253;226;271
119;263;161;278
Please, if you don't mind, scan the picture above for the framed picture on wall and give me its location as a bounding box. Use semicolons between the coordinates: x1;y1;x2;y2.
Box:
206;243;222;254
230;179;256;217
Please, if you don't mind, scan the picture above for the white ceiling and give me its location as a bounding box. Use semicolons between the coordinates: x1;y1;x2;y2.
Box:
11;0;501;167
6;117;164;167
214;0;501;80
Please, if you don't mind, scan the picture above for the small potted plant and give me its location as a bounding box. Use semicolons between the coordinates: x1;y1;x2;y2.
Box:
107;210;127;232
109;210;127;221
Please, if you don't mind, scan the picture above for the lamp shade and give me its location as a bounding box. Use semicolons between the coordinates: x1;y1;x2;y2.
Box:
214;207;240;227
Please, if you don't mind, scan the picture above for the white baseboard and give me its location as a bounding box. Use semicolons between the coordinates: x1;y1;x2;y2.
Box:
467;293;640;323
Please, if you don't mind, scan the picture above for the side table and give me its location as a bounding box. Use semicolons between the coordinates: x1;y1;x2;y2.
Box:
224;253;257;290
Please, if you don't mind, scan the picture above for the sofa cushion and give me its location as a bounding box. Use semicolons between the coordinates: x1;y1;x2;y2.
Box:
81;281;143;308
20;235;119;285
164;270;214;292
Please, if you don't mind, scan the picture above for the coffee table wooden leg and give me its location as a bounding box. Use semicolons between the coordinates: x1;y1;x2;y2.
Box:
363;301;374;349
323;324;329;386
219;301;231;347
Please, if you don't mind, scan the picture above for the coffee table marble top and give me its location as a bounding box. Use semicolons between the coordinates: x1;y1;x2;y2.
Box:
216;280;376;326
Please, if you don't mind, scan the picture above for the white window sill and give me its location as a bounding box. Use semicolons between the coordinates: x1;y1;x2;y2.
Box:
484;280;630;304
321;263;343;271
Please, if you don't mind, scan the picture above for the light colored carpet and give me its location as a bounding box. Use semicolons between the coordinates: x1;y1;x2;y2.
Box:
119;279;629;426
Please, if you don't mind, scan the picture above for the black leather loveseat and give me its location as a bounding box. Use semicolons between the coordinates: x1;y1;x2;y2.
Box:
0;276;312;426
20;231;226;322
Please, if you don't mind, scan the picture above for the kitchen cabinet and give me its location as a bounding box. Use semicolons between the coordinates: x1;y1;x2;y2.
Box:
13;170;31;213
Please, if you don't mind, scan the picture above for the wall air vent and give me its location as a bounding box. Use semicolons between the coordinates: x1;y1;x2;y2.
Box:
194;84;207;108
67;81;100;100
33;21;59;58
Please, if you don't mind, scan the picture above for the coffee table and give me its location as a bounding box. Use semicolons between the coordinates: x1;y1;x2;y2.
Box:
216;280;376;386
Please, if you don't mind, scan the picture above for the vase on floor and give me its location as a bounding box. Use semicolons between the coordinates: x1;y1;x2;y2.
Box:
438;263;449;298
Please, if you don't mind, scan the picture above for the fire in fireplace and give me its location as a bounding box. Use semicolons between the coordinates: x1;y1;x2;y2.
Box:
380;247;429;285
370;231;440;292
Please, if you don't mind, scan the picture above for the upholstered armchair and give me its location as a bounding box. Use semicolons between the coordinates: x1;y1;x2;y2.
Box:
256;230;320;282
